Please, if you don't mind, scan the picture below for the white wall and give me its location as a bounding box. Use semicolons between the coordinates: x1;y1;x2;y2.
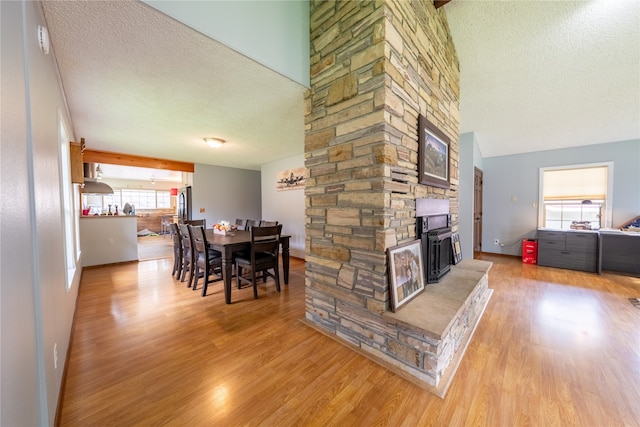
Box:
459;133;472;258
143;0;310;87
261;154;305;259
458;132;484;259
1;1;80;425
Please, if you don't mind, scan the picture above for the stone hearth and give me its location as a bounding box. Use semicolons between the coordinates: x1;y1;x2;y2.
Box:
304;259;492;398
382;259;492;396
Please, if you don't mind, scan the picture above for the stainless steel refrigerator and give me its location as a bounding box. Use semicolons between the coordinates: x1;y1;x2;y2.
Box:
177;186;192;222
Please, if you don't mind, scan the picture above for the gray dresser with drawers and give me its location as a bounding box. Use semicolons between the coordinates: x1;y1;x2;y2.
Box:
537;229;599;273
599;231;640;275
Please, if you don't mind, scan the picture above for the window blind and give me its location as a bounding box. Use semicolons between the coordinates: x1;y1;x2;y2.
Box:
543;166;608;201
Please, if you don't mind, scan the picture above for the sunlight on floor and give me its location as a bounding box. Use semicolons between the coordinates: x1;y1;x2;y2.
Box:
535;283;604;347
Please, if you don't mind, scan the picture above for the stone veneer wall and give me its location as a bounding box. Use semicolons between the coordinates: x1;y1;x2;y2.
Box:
304;0;460;384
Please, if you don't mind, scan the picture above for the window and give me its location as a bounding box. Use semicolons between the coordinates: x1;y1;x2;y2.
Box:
83;189;171;213
157;190;170;208
59;117;78;290
543;199;604;230
539;163;613;230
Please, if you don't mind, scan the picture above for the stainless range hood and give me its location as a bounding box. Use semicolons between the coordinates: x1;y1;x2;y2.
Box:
82;163;114;194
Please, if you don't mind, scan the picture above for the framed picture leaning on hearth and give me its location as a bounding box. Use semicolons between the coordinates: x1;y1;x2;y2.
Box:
387;240;425;312
451;232;462;264
418;114;450;189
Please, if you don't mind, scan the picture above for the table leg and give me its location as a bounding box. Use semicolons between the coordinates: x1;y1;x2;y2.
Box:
222;249;234;304
281;238;290;285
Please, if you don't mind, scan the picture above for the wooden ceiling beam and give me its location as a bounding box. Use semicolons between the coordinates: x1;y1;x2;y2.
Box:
83;149;194;173
434;0;452;9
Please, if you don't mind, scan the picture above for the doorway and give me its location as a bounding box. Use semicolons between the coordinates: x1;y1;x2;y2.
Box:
473;167;483;257
138;234;173;261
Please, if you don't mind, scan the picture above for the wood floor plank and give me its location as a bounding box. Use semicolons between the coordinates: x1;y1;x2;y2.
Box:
58;255;640;426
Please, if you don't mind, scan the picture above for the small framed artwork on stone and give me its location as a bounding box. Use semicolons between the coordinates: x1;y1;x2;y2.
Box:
387;240;425;312
418;114;450;189
452;232;463;264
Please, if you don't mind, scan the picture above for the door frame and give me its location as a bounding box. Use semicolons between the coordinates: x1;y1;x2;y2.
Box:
473;167;483;256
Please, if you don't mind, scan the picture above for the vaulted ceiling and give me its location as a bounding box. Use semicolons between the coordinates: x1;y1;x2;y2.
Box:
445;0;639;157
41;0;640;172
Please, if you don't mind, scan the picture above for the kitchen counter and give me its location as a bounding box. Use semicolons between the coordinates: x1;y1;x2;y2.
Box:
80;216;138;266
537;227;600;234
81;215;137;219
598;228;640;236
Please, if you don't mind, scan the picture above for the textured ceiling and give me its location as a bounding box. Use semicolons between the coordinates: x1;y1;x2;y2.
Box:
41;0;639;174
41;0;305;171
445;0;640;157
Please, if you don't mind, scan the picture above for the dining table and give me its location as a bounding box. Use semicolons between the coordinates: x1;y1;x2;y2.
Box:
205;229;291;304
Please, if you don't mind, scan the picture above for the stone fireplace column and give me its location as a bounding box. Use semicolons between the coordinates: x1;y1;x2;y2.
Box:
304;0;461;389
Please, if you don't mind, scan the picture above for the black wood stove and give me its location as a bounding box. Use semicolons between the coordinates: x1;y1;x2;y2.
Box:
416;198;453;284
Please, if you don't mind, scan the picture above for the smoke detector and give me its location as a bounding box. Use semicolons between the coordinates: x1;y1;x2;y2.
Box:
38;25;50;54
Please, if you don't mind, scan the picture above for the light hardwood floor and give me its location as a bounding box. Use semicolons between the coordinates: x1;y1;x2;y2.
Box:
58;254;640;426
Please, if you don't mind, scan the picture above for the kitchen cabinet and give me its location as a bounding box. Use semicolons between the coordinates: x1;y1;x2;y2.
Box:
70;140;84;184
537;229;599;273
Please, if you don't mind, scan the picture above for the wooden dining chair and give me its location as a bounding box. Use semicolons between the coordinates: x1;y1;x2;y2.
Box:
235;225;282;299
235;218;248;231
161;215;172;238
184;218;206;229
246;219;260;230
188;224;223;297
170;222;183;278
178;223;195;288
259;220;278;226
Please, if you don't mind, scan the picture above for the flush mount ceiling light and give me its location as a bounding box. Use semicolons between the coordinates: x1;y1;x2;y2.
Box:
204;137;225;148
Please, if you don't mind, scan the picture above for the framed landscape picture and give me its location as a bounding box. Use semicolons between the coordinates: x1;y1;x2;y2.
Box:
387;240;425;312
418;114;450;189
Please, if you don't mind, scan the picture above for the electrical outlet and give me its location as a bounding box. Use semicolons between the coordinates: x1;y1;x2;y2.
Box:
494;239;500;245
